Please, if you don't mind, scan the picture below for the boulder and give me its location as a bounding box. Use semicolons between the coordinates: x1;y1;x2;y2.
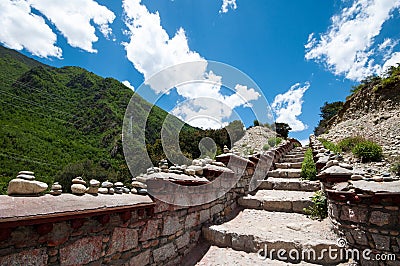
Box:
71;184;86;195
7;179;48;195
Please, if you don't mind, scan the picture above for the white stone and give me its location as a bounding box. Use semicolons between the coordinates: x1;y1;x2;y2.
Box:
16;174;35;180
86;187;99;194
89;179;100;187
114;182;124;187
72;177;86;185
7;179;48;195
18;171;34;175
131;181;147;189
98;187;109;194
71;184;86;194
51;183;62;190
101;181;113;188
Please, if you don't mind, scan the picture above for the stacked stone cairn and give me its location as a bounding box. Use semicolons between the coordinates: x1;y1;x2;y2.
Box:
50;182;62;195
169;164;184;174
114;182;124;194
7;171;48;195
99;181;114;194
86;179;100;195
223;145;230;153
71;177;86;195
159;159;169;172
131;177;147;195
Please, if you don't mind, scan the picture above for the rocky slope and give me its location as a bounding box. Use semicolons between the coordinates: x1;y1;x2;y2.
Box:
321;68;400;160
232;126;277;155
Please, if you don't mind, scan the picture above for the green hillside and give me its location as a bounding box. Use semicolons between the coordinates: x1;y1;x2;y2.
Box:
0;46;244;194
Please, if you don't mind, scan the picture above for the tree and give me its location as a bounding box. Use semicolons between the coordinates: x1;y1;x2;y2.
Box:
272;122;291;139
314;101;343;136
225;120;245;144
319;101;343;120
253;120;260;127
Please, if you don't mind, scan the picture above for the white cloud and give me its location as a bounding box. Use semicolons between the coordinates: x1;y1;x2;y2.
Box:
122;80;135;91
0;0;61;58
298;139;309;147
171;98;231;129
220;0;237;14
271;82;310;132
122;0;260;129
0;0;115;57
122;0;205;94
29;0;115;53
305;0;400;81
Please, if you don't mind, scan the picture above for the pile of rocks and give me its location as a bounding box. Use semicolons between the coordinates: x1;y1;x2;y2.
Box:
87;179;100;194
131;178;147;194
159;159;169;172
50;182;62;195
114;182;130;194
7;171;48;195
99;181;114;194
71;177;87;195
232;126;277;156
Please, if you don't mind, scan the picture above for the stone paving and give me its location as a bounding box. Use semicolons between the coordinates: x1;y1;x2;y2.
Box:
197;146;349;265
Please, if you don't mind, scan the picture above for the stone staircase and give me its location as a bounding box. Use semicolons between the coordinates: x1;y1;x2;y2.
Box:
197;146;347;265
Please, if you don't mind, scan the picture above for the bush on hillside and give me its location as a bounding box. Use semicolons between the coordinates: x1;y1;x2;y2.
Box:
318;138;341;154
262;144;270;151
303;190;328;220
301;148;317;181
390;162;400;176
352;141;383;162
337;136;366;152
55;159;120;193
267;137;282;147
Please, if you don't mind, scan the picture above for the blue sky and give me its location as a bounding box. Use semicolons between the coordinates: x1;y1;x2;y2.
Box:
1;0;399;143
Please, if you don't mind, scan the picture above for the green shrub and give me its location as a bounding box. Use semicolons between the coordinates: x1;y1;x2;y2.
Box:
304;190;328;220
301;148;317;181
318;138;341;154
293;142;302;148
338;136;366;152
390;162;400;176
352;141;383;162
268;137;282;147
262;144;270;151
0;176;13;195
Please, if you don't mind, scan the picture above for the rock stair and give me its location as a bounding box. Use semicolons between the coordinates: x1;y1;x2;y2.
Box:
197;145;345;265
238;190;314;213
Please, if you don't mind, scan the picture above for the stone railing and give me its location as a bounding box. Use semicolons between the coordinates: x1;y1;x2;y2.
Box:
308;135;400;265
326;184;400;265
0;140;296;265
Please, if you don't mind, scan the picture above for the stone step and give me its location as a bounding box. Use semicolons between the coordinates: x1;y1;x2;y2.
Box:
283;154;304;159
195;246;322;266
275;162;302;169
280;157;304;163
267;169;301;178
238;190;313;213
203;209;344;265
258;178;320;192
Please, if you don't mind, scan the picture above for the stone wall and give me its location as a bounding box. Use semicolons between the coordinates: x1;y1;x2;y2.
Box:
309;135;400;265
0;140;296;265
327;189;400;266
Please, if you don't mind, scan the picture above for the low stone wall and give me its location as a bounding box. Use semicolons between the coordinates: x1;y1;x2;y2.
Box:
327;189;400;265
0;141;296;265
308;135;400;265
